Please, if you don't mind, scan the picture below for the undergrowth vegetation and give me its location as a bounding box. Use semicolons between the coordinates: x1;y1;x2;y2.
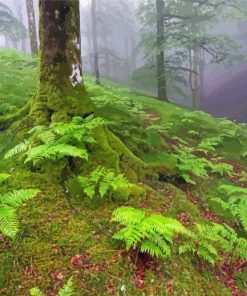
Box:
0;50;247;295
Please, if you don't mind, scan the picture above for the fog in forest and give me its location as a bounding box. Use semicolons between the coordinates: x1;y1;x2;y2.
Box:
1;0;247;122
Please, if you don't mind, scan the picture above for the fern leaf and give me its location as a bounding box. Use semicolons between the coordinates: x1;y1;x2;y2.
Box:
0;205;19;239
29;288;45;296
0;173;10;185
0;189;40;208
58;277;75;296
4;140;29;159
112;207;146;225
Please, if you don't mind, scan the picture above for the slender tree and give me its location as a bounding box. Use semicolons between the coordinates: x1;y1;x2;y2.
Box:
91;0;100;85
14;0;27;52
26;0;38;54
156;0;168;101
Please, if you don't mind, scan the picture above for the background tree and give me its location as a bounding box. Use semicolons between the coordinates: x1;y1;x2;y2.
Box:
26;0;38;54
0;1;27;50
91;0;100;84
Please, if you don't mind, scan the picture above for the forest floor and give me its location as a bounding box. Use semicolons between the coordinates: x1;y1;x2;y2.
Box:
0;50;247;296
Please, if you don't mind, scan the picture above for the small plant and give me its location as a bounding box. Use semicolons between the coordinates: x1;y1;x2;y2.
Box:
112;207;186;259
196;136;223;154
213;184;247;231
0;189;40;238
0;173;10;185
78;166;131;199
179;222;247;265
30;277;74;296
5;116;108;166
172;145;233;184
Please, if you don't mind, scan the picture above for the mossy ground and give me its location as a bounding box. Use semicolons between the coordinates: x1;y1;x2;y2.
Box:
0;50;246;295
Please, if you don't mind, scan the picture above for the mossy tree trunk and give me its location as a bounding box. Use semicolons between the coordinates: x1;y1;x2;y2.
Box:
30;0;94;124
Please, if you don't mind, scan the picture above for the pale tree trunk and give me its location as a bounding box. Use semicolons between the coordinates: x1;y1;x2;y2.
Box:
15;0;27;52
156;0;168;101
26;0;38;54
29;0;94;124
124;35;130;80
189;47;200;110
91;0;100;85
104;34;110;78
86;24;94;74
199;50;205;102
131;36;137;74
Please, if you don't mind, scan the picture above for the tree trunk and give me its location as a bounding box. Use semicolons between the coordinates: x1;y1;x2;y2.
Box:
15;0;27;52
131;36;137;75
86;24;94;74
104;34;110;78
91;0;100;85
26;0;38;54
29;0;94;124
156;0;168;101
189;47;200;110
199;51;205;102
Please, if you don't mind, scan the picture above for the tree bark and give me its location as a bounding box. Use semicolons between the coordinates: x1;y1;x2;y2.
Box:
15;0;27;52
104;34;110;78
156;0;168;101
91;0;100;85
26;0;38;54
29;0;94;124
189;47;200;110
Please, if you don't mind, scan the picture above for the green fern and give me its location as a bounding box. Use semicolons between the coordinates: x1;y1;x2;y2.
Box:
30;277;74;296
30;288;45;296
0;173;10;185
112;207;186;259
4;116;108;166
0;189;40;239
179;222;247;265
58;277;75;296
78;166;131;199
197;136;223;154
213;184;247;231
172;145;234;184
4;140;29;159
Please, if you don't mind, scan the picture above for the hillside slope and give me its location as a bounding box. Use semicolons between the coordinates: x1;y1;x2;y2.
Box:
0;50;246;296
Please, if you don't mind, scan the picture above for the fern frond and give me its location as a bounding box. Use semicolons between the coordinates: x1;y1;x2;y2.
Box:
0;205;19;239
29;288;45;296
0;189;40;208
58;277;75;296
0;173;10;185
112;207;146;225
4;140;29;159
141;240;169;259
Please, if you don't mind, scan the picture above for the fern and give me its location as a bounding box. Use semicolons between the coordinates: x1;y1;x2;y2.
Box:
112;207;186;259
58;277;75;296
179;222;247;265
197;136;223;154
213;184;247;231
30;277;74;296
172;145;234;184
78;166;131;199
30;288;45;296
4;140;29;159
4;116;108;166
0;173;10;185
0;189;40;238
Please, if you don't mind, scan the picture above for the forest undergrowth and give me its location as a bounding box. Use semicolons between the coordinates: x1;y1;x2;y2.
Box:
0;50;246;296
